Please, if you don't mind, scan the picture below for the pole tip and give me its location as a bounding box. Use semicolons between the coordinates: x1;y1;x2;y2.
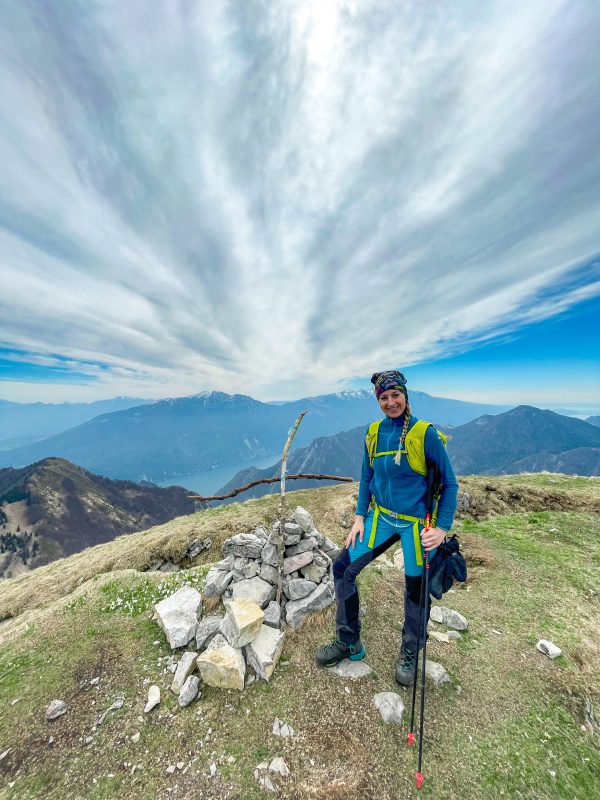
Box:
415;772;424;789
407;732;416;747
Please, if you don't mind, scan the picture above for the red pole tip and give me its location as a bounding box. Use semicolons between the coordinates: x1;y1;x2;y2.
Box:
407;732;416;747
415;772;424;790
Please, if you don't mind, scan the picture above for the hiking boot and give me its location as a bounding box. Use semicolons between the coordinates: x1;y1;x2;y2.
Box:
395;647;417;686
315;638;366;667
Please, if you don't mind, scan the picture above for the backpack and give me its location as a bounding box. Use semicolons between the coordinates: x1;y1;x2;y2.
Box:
365;418;449;526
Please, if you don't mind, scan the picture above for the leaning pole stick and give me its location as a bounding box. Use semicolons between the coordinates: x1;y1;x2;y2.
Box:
275;410;308;605
187;473;353;503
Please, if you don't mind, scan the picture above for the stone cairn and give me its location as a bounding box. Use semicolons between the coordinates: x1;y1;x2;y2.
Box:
151;506;340;701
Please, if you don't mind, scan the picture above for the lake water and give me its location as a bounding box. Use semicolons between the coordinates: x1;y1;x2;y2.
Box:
155;454;280;495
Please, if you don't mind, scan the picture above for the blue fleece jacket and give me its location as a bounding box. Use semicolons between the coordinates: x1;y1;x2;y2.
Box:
355;414;458;531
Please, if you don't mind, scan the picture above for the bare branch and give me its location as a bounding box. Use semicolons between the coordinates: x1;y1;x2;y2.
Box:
187;472;353;502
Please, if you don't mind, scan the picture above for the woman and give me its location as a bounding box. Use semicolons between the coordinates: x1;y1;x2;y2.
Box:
315;369;458;686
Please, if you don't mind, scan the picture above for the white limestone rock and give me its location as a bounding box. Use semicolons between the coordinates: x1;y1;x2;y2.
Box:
373;692;404;723
308;529;326;547
252;526;268;542
170;651;198;694
178;675;200;707
283;578;317;601
196;634;246;690
283;522;303;537
187;537;212;558
300;563;327;583
260;562;279;585
196;614;224;651
424;660;451;685
269;756;290;777
223;533;265;559
233;557;261;580
286;582;335;630
144;685;160;713
154;586;202;649
326;659;373;679
283;550;314;575
45;700;68;720
322;536;339;554
430;605;468;631
272;717;295;737
263;601;281;629
231;577;276;609
244;625;285;681
285;538;316;557
203;567;234;598
429;630;452;644
536;639;562;659
292;506;315;532
220;598;265;648
261;541;280;567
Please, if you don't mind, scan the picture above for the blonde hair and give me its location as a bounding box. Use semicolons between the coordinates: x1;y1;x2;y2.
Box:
394;400;411;466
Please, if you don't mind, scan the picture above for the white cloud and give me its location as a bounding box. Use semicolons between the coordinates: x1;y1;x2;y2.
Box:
0;0;599;401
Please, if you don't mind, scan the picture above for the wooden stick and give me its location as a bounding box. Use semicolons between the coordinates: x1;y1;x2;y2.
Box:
276;411;308;605
187;472;353;502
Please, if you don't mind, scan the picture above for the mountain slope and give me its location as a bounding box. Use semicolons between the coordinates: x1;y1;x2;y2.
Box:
216;407;600;500
0;390;507;481
0;458;195;577
448;406;600;475
0;397;149;450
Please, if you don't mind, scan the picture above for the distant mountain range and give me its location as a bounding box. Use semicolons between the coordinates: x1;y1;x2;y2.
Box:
586;416;600;427
215;406;600;502
0;457;195;578
0;397;149;451
0;390;508;482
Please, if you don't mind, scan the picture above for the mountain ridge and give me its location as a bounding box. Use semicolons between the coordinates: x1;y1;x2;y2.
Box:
0;457;196;579
0;389;508;482
215;405;600;502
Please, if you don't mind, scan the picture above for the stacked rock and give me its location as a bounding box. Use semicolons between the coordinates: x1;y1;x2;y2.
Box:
203;506;339;630
154;588;286;693
152;506;340;693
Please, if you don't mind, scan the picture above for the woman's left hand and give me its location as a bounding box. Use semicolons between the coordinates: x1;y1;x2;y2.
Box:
420;526;446;553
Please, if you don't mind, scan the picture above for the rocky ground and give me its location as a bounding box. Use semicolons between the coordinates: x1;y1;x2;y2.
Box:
0;474;599;799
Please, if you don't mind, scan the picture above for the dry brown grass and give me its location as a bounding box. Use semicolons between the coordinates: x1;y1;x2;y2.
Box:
1;475;598;628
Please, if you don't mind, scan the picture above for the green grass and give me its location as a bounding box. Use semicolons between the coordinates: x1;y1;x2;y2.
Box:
1;479;599;799
99;566;210;617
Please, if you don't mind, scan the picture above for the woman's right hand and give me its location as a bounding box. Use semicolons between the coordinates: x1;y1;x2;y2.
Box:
345;515;365;550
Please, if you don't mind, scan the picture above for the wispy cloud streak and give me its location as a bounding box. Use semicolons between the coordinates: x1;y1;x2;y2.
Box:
0;0;599;399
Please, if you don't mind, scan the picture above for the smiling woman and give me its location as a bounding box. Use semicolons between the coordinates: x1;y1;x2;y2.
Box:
315;369;459;687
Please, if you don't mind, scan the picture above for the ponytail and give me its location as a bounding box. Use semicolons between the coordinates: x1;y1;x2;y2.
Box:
394;401;411;466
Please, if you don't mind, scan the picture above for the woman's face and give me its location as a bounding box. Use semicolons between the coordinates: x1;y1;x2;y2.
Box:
377;389;406;418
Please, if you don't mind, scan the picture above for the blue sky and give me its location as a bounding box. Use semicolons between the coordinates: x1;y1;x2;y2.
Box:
0;1;599;411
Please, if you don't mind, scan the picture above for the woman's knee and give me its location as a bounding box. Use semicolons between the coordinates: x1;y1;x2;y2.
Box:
333;549;350;580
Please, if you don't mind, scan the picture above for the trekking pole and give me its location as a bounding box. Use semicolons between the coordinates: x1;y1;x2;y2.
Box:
407;558;426;748
415;546;430;790
413;463;437;789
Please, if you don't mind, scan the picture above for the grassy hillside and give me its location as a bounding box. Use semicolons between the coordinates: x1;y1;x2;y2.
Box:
0;474;599;799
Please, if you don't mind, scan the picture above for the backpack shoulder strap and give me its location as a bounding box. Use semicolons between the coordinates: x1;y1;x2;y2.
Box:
365;419;383;468
404;419;432;476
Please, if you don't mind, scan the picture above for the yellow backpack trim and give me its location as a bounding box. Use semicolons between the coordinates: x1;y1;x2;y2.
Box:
365;418;448;475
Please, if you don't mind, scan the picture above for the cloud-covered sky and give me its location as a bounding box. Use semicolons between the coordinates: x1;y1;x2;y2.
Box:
1;0;599;409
